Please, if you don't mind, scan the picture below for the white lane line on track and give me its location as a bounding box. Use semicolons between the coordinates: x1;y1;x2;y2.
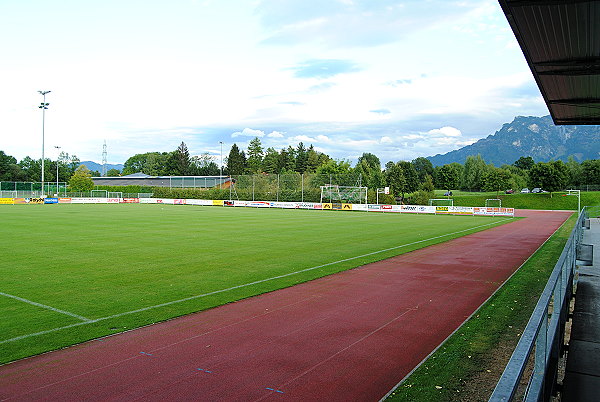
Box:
0;218;512;345
0;292;91;322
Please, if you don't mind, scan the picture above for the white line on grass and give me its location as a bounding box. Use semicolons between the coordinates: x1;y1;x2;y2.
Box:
0;292;91;322
1;218;512;345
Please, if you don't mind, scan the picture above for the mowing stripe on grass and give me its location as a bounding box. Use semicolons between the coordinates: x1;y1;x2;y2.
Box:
0;218;511;345
0;292;91;322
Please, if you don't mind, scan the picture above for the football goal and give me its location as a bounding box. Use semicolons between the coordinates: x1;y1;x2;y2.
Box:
91;190;108;198
428;198;454;206
109;192;123;199
485;198;502;208
320;185;368;204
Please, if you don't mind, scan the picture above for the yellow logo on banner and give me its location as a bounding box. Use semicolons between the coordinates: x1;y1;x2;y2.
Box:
212;200;224;206
342;203;352;210
322;203;332;209
0;198;14;204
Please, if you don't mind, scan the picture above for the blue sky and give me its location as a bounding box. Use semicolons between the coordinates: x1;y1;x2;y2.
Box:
0;0;549;165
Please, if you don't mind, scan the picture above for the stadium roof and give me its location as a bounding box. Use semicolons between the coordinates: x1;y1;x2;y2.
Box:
499;0;600;125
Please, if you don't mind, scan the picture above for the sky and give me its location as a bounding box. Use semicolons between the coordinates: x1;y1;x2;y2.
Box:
0;0;550;166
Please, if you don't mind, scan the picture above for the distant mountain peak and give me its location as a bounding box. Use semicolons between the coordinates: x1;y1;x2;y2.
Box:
427;115;600;166
81;161;124;173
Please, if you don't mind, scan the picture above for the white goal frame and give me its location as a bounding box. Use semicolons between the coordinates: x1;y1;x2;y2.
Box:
428;198;454;206
320;184;368;204
91;190;108;198
485;198;502;208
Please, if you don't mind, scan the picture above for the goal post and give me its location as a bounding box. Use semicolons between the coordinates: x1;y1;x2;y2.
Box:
428;198;454;206
320;184;368;204
91;190;108;198
108;192;123;198
485;198;502;208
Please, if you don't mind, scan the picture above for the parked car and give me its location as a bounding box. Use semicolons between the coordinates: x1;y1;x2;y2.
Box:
521;188;530;193
532;188;542;193
505;189;514;194
443;191;453;196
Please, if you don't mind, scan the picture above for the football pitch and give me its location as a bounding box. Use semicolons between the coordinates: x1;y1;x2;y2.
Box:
0;204;516;364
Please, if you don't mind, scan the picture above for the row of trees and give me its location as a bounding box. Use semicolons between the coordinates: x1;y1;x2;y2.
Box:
0;150;83;183
3;137;600;197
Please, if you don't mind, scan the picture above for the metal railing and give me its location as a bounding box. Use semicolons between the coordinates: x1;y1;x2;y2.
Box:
489;207;589;401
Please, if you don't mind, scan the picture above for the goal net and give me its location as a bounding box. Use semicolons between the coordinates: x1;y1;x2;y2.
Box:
109;192;123;198
428;198;454;206
320;185;367;204
485;198;502;207
91;190;108;198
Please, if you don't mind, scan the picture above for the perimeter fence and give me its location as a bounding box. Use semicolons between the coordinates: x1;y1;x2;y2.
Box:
489;206;593;401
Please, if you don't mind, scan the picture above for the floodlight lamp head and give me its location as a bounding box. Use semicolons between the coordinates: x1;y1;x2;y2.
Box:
38;90;51;95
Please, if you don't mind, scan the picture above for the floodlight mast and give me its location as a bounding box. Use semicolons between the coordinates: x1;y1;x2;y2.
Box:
55;146;61;196
38;90;51;196
219;141;223;189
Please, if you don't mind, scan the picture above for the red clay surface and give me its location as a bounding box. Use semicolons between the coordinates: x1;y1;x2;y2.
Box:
0;210;571;401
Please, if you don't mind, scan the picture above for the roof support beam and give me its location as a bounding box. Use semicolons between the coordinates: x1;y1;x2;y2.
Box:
507;0;594;6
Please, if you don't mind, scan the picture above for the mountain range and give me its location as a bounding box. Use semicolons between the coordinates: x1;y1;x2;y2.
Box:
81;161;124;173
428;115;600;167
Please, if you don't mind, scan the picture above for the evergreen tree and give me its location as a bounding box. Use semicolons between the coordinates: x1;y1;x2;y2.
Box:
295;142;308;173
174;141;191;175
262;147;279;173
411;157;434;183
227;143;247;175
247;137;264;173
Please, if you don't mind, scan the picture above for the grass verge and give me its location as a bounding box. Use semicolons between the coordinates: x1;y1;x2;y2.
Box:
385;212;576;401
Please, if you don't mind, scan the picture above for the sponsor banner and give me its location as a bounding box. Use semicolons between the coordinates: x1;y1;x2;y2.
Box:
381;204;393;210
224;200;235;206
13;198;27;204
27;198;45;204
173;199;186;205
390;205;403;212
435;206;450;214
322;203;332;210
188;199;213;206
332;203;343;210
449;206;473;215
44;198;59;204
473;207;515;216
107;198;121;204
247;201;270;208
273;202;296;209
0;198;14;204
233;200;248;207
212;200;224;206
352;204;368;211
401;205;436;214
58;198;72;203
121;198;140;204
342;203;352;211
297;202;320;210
71;197;108;204
138;198;157;204
367;204;381;211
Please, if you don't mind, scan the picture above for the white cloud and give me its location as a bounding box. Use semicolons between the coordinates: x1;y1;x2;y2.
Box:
380;136;393;144
267;131;285;138
231;128;266;138
427;126;462;137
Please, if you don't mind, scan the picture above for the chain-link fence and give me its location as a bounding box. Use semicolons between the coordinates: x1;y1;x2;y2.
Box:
0;181;68;198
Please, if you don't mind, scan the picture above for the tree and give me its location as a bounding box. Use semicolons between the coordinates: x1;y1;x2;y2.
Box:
106;168;121;177
69;165;94;191
513;156;535;171
278;147;295;172
581;159;600;185
436;164;461;193
262;147;279;173
566;156;583;187
397;161;419;195
227;143;247;175
411;174;435;205
0;151;23;181
247;137;264;173
190;153;220;175
411;157;434;183
461;154;489;191
122;153;148;175
174;141;191;175
483;167;511;197
384;161;406;198
295;142;308;173
528;161;568;196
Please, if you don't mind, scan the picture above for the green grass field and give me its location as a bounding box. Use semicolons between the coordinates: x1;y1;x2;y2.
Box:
0;204;515;364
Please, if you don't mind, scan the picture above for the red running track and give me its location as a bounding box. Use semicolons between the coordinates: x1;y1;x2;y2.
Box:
0;210;571;401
